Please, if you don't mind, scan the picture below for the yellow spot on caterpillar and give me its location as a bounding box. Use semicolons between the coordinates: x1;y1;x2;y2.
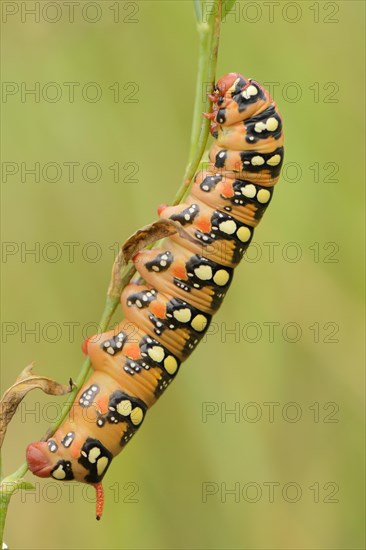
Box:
236;227;251;243
213;270;230;286
267;154;281;166
266;117;278;131
194;265;213;280
96;456;109;476
148;346;164;363
52;466;66;480
242;184;256;198
173;308;191;323
191;314;208;332
164;355;178;375
130;407;144;426
88;447;101;464
117;400;132;416
257;189;271;204
254;121;266;133
254;118;278;133
251;156;265;166
219;220;236;235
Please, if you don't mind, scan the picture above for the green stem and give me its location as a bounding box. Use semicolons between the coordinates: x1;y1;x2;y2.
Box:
193;0;202;23
173;0;222;205
0;2;223;545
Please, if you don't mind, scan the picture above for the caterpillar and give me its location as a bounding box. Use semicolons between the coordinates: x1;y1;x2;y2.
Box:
26;73;284;519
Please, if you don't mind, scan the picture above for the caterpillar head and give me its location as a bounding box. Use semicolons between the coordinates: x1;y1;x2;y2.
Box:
210;72;248;105
206;72;271;128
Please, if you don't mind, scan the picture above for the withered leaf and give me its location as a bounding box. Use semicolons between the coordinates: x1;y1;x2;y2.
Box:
122;218;196;263
0;363;73;449
108;219;196;298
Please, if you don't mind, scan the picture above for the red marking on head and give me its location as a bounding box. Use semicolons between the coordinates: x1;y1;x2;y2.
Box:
203;112;215;120
26;442;53;478
172;264;187;280
123;342;140;360
196;215;211;233
92;482;105;521
157;204;167;216
216;72;245;96
150;300;166;319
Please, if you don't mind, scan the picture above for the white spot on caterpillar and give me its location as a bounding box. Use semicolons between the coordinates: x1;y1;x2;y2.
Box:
242;85;258;100
254;117;279;134
48;441;57;452
63;433;74;448
254;122;266;133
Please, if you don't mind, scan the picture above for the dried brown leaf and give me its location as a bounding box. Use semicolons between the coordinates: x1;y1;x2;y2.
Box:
108;218;197;298
0;363;73;448
122;218;192;262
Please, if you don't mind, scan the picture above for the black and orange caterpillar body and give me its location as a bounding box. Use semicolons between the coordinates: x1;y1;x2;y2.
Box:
26;73;284;518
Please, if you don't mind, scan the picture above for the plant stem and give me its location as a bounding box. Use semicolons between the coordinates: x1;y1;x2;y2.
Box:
193;0;202;23
0;2;223;545
173;0;222;205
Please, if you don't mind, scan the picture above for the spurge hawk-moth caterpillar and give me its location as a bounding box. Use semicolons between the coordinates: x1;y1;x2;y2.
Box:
26;72;284;519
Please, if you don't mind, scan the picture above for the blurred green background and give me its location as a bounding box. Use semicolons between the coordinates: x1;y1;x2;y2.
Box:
1;1;364;548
